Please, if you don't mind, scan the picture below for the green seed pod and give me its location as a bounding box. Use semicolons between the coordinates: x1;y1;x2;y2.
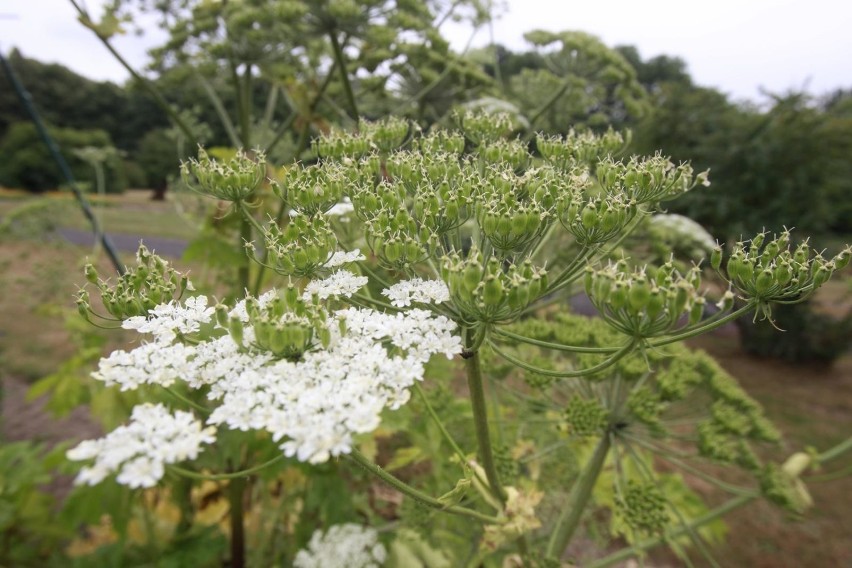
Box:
482;275;504;306
737;259;755;284
716;290;735;312
628;278;651;313
610;281;628;310
774;261;793;287
646;287;665;320
670;282;690;315
584;267;595;297
755;268;774;295
510;213;527;237
793;243;810;265
688;296;706;326
229;316;244;346
710;245;723;271
834;247;851;270
384;240;402;263
581;205;598;230
812;263;832;288
463;262;483;294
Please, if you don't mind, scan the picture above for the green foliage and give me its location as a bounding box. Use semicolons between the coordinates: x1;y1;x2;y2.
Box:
0;197;75;239
0;442;70;566
0;122;127;193
737;300;852;365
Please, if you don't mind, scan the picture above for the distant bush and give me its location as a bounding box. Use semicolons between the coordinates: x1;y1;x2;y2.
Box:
0;122;126;193
737;301;852;365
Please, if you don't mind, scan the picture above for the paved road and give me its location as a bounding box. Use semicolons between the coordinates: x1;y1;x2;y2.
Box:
57;228;187;258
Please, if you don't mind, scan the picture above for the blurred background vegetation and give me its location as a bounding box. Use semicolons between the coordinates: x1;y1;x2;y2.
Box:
0;1;850;565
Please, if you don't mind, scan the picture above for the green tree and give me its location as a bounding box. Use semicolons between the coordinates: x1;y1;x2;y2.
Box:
0;122;126;193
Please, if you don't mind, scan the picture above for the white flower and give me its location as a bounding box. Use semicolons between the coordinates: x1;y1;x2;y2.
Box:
122;295;214;342
304;270;368;300
326;249;366;268
325;198;354;217
294;524;386;568
67;403;216;488
381;278;450;307
93;341;197;390
84;289;462;471
649;214;716;252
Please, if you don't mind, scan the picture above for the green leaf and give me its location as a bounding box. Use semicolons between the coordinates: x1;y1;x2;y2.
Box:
385;446;426;472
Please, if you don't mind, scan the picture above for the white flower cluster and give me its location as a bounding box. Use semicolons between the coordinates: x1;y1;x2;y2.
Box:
649;214;716;252
67;403;216;488
303;270;368;300
326;249;366;268
325;198;355;217
294;524;386;568
381;278;451;307
122;296;214;342
73;288;462;484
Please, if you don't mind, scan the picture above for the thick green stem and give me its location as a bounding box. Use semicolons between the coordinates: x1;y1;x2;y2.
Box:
546;432;612;559
464;350;507;504
345;448;502;524
328;31;359;124
228;476;247;568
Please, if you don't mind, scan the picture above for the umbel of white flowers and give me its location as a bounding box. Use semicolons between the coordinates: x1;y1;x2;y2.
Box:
67;269;460;488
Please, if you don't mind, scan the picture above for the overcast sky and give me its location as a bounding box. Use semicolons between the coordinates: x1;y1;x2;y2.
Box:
1;0;850;102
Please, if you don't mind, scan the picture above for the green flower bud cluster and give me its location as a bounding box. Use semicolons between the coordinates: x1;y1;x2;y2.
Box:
558;193;638;246
616;481;669;535
493;444;519;483
536;128;625;171
626;387;664;430
655;355;708;402
364;206;434;270
360;117;411;154
274;162;351;217
759;462;812;515
181;148;266;202
417;129;466;155
719;230;849;305
312;129;372;160
475;139;530;171
584;260;707;338
312;118;411;159
441;247;547;324
563;395;609;437
475;168;556;254
255;215;338;277
77;244;191;321
454;110;514;146
230;287;329;360
697;409;775;473
597;155;710;204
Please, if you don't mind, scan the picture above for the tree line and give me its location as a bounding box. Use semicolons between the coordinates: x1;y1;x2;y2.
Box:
1;33;850;241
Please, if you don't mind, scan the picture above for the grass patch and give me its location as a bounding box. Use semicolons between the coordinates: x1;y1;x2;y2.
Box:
672;332;852;568
0;189;210;241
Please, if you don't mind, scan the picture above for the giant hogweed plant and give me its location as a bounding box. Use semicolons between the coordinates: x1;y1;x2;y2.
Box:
70;114;852;567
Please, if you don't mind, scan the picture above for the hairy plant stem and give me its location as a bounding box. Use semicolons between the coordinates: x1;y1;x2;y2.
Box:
464;349;507;504
546;431;612;560
228;475;247;568
345;448;502;524
328;31;360;124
